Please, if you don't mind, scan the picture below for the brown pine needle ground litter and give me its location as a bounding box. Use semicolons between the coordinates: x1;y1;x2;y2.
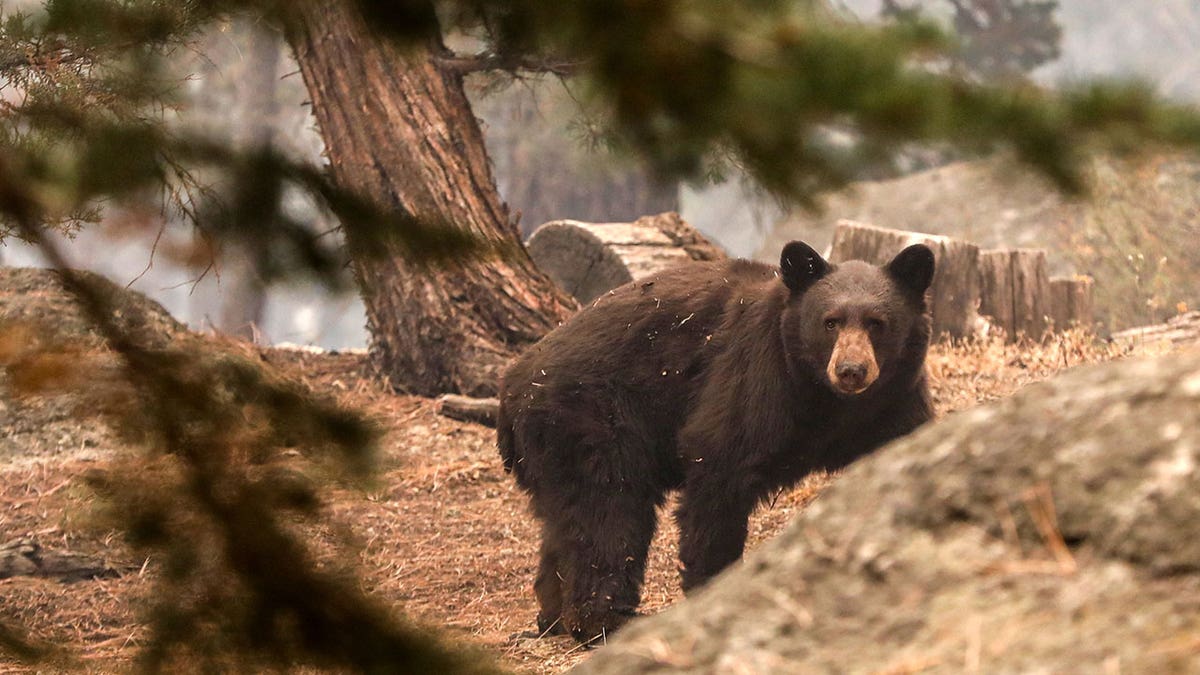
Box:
0;330;1179;673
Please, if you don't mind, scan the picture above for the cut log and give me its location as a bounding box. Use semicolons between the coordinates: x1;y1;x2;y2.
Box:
829;220;980;339
435;394;499;428
0;538;123;582
1049;276;1095;330
1111;311;1200;348
636;212;727;263
526;212;726;304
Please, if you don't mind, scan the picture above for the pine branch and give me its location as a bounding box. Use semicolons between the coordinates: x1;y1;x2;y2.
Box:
436;50;580;76
0;42;90;74
0;152;501;674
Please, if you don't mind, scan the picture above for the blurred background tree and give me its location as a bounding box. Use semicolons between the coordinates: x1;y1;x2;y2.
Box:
198;21;282;342
471;73;680;239
881;0;1061;82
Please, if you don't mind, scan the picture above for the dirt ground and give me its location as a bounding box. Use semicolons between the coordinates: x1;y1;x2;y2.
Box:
0;323;1169;673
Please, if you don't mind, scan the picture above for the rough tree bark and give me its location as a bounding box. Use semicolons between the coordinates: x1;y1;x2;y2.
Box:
1010;248;1051;339
979;248;1056;340
285;1;577;396
0;538;123;583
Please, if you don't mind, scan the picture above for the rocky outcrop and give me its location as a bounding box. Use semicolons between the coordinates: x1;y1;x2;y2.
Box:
758;157;1071;266
0;267;184;350
0;268;187;464
574;347;1200;673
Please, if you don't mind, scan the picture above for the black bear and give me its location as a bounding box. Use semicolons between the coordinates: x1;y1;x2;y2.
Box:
497;240;935;643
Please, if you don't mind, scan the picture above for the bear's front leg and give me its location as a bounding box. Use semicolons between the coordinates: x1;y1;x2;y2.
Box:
674;472;759;593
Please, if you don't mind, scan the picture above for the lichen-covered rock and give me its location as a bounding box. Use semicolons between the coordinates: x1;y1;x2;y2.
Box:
573;347;1200;674
0;267;184;350
0;268;189;463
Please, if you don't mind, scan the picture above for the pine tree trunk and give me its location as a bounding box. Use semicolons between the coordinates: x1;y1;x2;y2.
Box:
285;1;577;396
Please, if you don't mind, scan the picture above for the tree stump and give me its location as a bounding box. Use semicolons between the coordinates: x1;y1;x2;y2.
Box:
978;249;1054;340
1049;276;1095;331
1010;249;1052;339
978;250;1016;338
526;212;726;304
829;220;980;339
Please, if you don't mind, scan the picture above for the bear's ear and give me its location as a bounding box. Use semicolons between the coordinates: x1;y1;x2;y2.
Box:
780;241;830;294
885;244;936;296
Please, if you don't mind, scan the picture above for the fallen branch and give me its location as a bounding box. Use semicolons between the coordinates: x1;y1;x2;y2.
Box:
0;538;124;583
435;395;499;428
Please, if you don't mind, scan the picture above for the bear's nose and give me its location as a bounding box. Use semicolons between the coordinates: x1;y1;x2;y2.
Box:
835;362;867;388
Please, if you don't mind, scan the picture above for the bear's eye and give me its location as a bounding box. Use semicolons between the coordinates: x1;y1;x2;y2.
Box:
864;317;886;332
823;318;839;332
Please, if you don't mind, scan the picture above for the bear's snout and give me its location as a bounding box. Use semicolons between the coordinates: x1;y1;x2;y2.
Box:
826;328;880;395
836;361;868;389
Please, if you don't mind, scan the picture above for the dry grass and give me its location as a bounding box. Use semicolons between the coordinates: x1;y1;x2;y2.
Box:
0;331;1171;673
925;328;1145;415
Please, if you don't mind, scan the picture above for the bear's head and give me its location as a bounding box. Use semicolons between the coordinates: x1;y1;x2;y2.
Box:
778;241;934;397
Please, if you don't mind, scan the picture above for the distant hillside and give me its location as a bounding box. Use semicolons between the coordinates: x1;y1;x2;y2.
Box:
757;156;1074;268
760;154;1200;332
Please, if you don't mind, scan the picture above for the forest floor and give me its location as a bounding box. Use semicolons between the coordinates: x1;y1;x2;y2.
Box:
0;318;1181;673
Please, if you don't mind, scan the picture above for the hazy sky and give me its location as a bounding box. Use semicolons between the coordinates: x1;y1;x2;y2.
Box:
834;0;1200;100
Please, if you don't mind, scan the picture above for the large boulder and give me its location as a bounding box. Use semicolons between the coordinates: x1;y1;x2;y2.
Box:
0;268;188;463
0;267;184;350
573;347;1200;673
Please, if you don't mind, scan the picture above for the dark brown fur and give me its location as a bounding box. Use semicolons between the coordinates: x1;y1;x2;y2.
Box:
497;241;935;643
